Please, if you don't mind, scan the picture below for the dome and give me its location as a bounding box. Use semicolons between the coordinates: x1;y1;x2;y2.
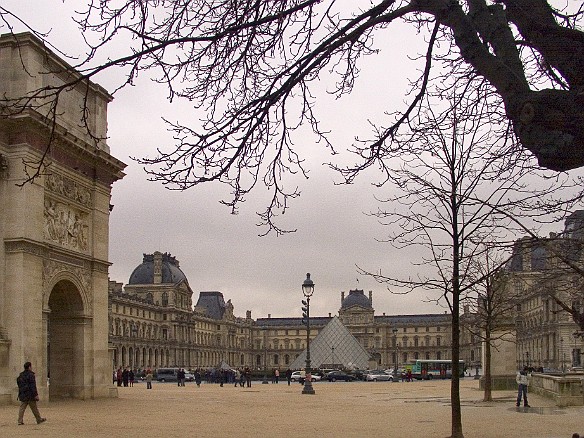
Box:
341;289;372;309
128;252;187;285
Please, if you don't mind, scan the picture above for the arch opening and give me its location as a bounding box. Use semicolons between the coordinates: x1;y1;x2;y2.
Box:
47;279;88;400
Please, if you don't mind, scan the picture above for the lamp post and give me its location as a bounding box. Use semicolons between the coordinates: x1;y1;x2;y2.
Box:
301;273;315;395
392;328;398;382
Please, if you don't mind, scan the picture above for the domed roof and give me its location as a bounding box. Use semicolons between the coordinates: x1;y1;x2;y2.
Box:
341;289;372;309
128;252;187;285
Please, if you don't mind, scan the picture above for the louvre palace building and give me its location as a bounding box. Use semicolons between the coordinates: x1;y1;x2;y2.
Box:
108;251;483;372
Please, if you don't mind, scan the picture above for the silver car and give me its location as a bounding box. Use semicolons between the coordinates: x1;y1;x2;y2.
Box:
365;370;393;381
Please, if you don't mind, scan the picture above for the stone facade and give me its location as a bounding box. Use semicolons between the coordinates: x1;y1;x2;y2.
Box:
506;212;584;372
0;32;125;404
109;254;482;373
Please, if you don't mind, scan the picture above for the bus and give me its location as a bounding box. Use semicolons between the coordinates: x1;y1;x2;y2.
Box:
409;360;465;380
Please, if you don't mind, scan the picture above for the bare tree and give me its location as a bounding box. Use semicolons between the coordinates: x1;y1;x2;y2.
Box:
464;244;521;401
356;76;583;436
2;1;584;233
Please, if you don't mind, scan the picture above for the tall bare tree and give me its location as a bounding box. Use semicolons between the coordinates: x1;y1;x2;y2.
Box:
2;1;584;233
357;78;583;436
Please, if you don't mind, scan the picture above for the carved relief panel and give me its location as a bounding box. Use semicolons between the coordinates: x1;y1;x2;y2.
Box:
44;172;92;253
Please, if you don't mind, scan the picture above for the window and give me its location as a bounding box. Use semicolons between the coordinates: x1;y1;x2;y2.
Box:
437;351;442;360
436;337;441;347
161;292;168;306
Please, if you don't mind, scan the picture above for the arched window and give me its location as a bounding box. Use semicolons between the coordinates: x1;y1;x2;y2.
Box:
285;354;290;365
256;355;262;367
241;354;245;366
274;354;279;365
437;351;442;360
161;292;168;306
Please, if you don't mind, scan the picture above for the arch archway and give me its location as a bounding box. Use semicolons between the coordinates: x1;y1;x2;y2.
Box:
47;279;87;400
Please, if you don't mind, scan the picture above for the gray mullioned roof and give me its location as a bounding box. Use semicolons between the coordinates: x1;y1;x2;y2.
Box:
194;291;227;320
256;314;451;328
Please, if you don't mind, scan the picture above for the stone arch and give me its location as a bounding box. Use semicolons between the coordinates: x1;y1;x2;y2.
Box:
46;278;89;400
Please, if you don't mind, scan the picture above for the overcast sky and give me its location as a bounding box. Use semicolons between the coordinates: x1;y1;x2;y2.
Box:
1;1;498;319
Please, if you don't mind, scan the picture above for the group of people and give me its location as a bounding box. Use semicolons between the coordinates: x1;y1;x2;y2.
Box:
114;367;136;387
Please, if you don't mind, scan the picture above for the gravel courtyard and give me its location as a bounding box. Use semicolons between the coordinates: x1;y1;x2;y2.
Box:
1;378;582;437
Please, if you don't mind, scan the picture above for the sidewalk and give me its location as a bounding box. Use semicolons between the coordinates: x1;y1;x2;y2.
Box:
1;378;582;437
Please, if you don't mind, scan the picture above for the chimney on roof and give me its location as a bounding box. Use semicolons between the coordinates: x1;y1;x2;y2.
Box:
246;310;251;319
341;291;345;305
369;290;373;305
268;314;271;319
328;313;331;317
153;251;162;284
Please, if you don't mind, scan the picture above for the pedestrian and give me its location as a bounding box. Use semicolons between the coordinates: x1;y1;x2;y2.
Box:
129;369;135;387
177;368;185;387
145;368;153;389
516;367;531;407
244;366;252;387
16;361;46;425
116;367;123;386
274;369;280;384
286;368;292;386
122;367;129;387
195;369;202;387
234;369;241;387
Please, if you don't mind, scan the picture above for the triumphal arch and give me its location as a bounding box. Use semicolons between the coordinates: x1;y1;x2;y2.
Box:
0;32;125;404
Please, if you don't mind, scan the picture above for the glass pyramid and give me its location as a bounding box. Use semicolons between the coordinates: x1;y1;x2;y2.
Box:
290;316;370;370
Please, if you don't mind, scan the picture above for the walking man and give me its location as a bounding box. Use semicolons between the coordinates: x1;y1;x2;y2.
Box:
17;361;46;425
516;367;531;407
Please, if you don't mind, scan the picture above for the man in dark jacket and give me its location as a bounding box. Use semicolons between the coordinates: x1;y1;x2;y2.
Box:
17;361;46;425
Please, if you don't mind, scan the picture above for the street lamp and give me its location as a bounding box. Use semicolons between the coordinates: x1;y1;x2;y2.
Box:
392;328;399;382
301;273;315;395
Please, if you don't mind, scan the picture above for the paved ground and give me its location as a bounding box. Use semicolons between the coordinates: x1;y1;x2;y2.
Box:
0;378;582;437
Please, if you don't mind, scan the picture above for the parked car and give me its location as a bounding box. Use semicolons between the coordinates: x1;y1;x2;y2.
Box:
290;371;303;382
290;371;320;383
325;370;355;382
156;367;179;382
365;370;393;382
184;372;195;382
349;370;369;381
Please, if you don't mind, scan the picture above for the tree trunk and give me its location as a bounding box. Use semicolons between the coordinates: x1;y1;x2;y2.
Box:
451;205;464;438
483;327;492;402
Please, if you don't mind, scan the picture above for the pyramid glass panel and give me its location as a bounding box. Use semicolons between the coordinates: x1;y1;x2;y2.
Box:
290;316;370;369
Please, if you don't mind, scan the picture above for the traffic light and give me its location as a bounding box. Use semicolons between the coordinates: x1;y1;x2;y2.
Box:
301;300;309;325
